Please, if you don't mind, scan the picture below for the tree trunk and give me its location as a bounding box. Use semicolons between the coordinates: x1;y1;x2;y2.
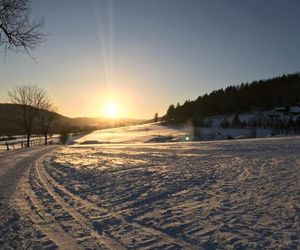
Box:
26;134;30;147
44;134;48;145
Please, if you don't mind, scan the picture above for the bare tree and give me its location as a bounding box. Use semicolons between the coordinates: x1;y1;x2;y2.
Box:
0;0;44;55
8;84;51;147
38;104;57;145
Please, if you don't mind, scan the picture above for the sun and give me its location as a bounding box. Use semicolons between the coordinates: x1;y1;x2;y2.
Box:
104;102;118;118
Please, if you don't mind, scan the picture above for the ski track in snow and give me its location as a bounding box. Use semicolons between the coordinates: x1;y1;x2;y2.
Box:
0;137;300;249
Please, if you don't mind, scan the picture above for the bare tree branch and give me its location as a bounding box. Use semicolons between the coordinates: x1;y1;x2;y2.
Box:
0;0;45;56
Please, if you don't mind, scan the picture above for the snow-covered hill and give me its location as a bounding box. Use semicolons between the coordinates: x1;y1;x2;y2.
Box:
73;123;189;144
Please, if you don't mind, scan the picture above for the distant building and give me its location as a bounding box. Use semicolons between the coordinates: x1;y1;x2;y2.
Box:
290;106;300;114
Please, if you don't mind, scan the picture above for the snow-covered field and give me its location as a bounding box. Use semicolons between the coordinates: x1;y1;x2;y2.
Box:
0;125;299;249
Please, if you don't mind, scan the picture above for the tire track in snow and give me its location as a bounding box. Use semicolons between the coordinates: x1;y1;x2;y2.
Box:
14;168;82;250
40;156;197;249
35;157;125;250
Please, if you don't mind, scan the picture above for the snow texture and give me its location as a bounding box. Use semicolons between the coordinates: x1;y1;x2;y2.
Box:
0;130;299;249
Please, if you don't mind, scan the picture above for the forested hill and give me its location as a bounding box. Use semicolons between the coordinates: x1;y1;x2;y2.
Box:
163;73;300;124
0;104;143;135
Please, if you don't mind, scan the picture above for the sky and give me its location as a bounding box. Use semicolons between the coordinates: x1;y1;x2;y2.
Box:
1;0;300;118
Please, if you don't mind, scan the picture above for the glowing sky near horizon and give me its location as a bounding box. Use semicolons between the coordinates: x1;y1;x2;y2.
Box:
1;0;300;118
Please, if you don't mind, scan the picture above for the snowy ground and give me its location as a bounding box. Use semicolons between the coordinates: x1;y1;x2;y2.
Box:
0;126;299;249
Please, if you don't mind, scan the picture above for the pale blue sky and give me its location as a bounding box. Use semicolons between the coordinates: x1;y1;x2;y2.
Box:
1;0;300;118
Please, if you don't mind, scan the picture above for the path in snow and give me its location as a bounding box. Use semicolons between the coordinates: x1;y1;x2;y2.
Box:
0;146;62;249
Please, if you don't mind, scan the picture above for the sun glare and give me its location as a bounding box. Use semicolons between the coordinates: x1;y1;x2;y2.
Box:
104;102;118;118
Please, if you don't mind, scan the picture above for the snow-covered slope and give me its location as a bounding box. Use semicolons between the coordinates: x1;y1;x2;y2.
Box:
74;123;189;144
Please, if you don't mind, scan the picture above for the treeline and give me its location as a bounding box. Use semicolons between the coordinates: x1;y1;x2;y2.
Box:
164;73;300;124
0;103;140;140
